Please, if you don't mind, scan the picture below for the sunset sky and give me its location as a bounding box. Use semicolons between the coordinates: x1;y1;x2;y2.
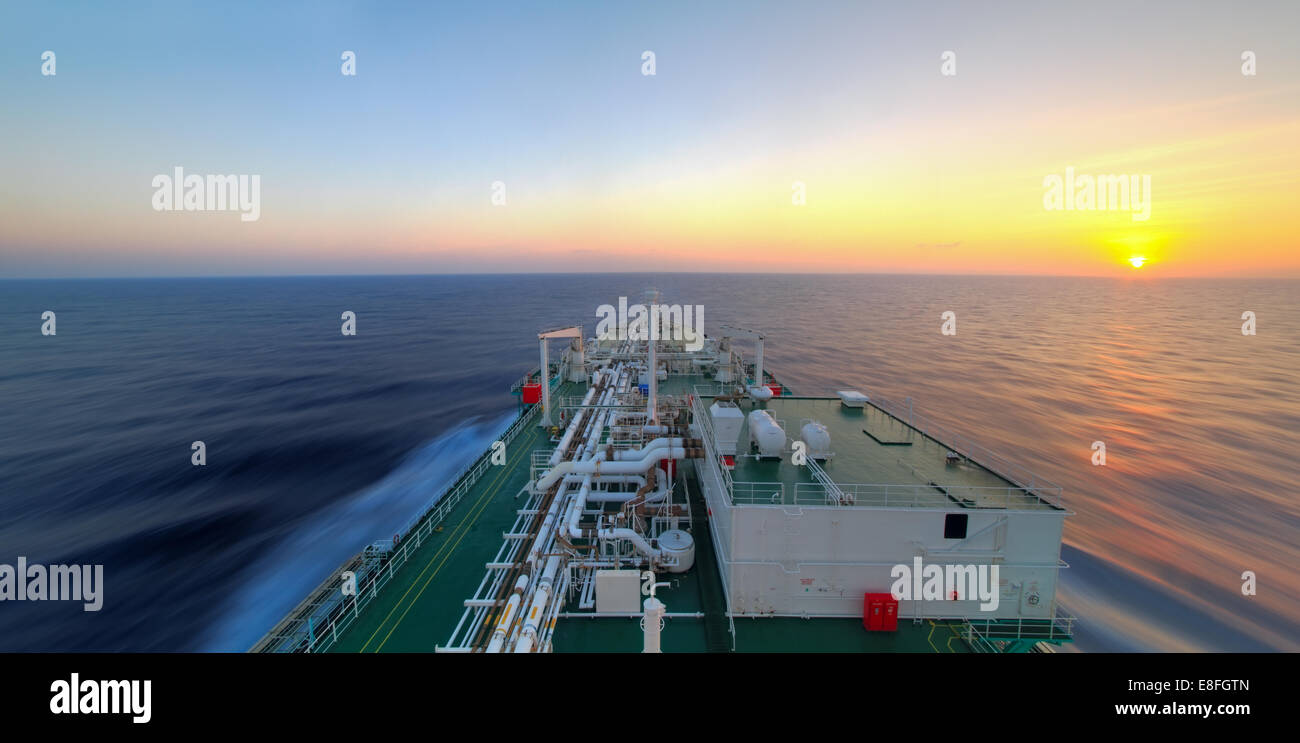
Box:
1;0;1297;278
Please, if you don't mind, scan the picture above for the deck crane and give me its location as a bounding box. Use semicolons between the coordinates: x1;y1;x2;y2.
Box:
537;325;583;427
718;324;773;401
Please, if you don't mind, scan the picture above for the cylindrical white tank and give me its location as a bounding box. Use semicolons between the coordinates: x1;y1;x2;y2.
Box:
748;410;785;458
657;529;695;573
642;596;665;652
801;421;832;459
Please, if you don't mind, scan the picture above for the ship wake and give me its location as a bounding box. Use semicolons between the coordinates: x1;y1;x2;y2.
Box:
202;410;517;651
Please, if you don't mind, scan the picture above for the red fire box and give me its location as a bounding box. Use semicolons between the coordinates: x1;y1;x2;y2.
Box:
881;596;898;631
863;594;882;631
863;592;898;632
521;383;541;404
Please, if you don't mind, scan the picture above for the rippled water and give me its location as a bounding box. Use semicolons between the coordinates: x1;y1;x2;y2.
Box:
1;274;1296;651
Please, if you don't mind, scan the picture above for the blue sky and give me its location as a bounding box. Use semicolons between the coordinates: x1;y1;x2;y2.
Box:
2;1;1297;276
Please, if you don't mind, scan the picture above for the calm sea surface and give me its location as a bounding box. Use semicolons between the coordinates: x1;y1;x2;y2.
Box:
1;274;1296;651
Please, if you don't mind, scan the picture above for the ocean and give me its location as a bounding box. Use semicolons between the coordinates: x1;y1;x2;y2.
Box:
1;274;1296;651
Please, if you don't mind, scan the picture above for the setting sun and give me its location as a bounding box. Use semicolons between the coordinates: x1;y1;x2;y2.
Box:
1128;256;1147;268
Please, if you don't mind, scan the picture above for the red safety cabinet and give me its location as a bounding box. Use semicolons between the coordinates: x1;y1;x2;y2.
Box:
863;592;899;632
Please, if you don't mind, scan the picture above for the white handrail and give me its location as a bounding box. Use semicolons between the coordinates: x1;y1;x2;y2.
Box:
253;403;541;653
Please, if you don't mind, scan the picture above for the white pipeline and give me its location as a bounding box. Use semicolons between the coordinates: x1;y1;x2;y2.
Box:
548;385;597;466
485;574;530;653
513;554;560;653
599;527;660;561
586;477;668;504
612;437;687;460
537;446;688;492
499;358;686;654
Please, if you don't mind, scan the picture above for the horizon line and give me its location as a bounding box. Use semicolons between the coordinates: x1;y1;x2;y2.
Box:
3;269;1298;281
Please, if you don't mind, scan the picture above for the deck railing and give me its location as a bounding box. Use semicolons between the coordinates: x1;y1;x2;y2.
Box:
510;365;567;395
731;481;786;504
554;395;647;412
690;381;791;398
250;402;540;653
728;481;1055;511
389;402;541;544
690;384;1065;511
789;482;1055;510
868;395;1065;509
689;393;735;497
963;614;1076;650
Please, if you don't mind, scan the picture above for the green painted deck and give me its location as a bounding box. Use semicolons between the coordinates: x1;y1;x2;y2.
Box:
326;376;984;653
329;416;550;653
551;553;973;653
728;397;1059;511
553;616;974;653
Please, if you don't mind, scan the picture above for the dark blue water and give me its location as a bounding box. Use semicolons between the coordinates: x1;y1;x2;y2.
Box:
2;275;1296;651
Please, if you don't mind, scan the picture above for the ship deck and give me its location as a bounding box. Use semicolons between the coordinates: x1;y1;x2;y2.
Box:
724;397;1060;511
325;376;1001;653
327;408;553;653
325;427;974;652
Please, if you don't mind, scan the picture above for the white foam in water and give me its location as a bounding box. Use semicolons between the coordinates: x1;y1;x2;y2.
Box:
202;410;517;651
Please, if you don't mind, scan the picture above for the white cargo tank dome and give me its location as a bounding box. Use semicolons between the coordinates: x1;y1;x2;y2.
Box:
657;529;695;573
800;421;833;460
748;409;785;458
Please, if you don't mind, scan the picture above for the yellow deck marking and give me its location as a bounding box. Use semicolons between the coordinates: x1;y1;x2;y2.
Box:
946;623;967;652
926;620;940;653
358;430;535;652
372;433;536;652
945;622;964;653
361;433;533;651
373;474;516;652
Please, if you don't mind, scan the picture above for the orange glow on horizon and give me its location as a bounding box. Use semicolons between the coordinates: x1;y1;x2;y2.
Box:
2;83;1297;278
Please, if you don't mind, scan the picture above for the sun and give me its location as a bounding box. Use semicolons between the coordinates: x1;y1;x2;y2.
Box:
1128;256;1147;269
